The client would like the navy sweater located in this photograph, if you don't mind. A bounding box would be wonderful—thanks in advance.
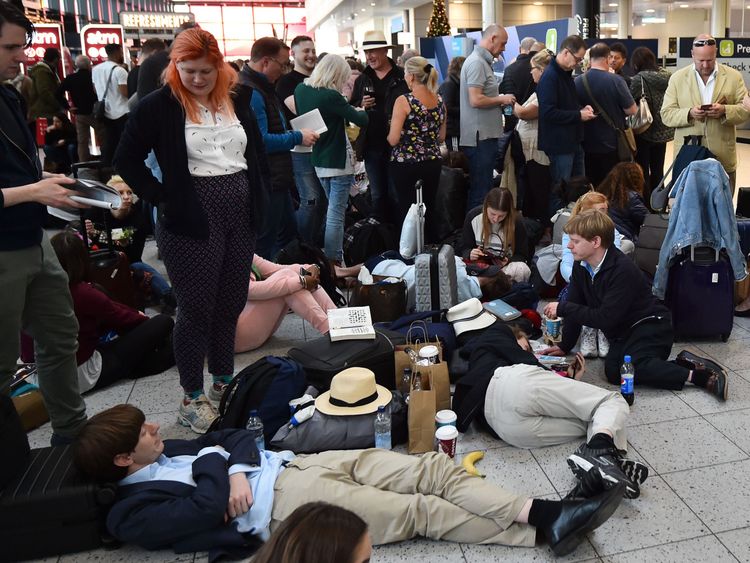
[536,57,584,155]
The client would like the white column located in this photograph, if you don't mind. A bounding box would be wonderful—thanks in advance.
[617,0,631,38]
[482,0,495,29]
[710,0,729,38]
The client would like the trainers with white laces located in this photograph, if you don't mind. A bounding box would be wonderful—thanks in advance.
[579,326,598,358]
[208,382,228,409]
[178,394,218,434]
[597,330,610,358]
[567,442,648,499]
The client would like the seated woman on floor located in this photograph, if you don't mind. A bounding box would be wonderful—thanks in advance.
[50,231,175,393]
[595,162,649,244]
[459,188,532,283]
[81,175,176,313]
[43,112,76,173]
[234,256,336,353]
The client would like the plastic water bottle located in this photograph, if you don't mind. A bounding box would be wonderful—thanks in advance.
[400,367,412,396]
[374,406,392,450]
[246,409,265,451]
[413,372,423,392]
[620,355,635,406]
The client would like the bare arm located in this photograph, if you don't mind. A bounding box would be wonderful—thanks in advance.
[1,177,85,209]
[118,84,128,98]
[284,95,296,115]
[514,101,539,120]
[438,107,447,143]
[468,86,515,109]
[387,95,409,147]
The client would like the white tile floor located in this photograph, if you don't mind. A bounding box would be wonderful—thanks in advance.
[24,141,750,562]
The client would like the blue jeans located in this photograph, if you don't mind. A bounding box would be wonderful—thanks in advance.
[292,151,326,246]
[548,145,585,215]
[464,137,499,210]
[318,174,353,262]
[364,149,398,223]
[130,262,171,297]
[255,190,298,260]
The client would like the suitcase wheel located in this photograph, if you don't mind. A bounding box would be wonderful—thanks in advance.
[722,333,729,342]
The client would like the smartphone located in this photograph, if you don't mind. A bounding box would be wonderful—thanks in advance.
[550,362,571,372]
[700,104,712,110]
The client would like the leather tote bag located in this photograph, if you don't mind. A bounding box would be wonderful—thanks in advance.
[627,75,654,135]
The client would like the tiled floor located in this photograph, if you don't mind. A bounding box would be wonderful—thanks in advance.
[23,140,750,562]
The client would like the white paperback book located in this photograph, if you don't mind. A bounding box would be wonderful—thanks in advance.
[290,108,328,153]
[327,306,376,342]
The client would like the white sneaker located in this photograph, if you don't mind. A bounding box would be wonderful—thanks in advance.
[597,330,610,358]
[208,382,228,409]
[580,326,598,358]
[178,394,218,434]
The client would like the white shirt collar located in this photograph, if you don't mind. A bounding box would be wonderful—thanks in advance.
[582,248,609,277]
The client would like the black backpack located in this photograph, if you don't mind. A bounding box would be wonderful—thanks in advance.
[210,356,307,442]
[343,218,399,266]
[275,238,346,307]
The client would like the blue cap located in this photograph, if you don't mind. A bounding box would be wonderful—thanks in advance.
[624,355,631,363]
[377,405,385,412]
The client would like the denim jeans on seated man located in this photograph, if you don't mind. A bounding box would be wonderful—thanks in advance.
[548,145,585,216]
[255,190,298,260]
[319,174,353,263]
[130,262,171,299]
[292,151,326,246]
[364,149,398,224]
[464,137,499,210]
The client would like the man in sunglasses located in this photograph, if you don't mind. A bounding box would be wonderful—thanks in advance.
[536,35,597,213]
[661,34,749,195]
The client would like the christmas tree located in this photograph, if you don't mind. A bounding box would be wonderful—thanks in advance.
[427,0,451,37]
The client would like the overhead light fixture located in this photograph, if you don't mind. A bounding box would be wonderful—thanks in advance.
[361,7,366,11]
[609,2,618,5]
[370,1,376,4]
[533,1,543,5]
[452,0,464,3]
[646,8,655,12]
[680,3,688,6]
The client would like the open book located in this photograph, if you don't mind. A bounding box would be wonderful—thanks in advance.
[328,306,376,342]
[290,108,328,153]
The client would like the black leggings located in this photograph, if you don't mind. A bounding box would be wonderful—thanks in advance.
[390,159,443,244]
[94,314,175,390]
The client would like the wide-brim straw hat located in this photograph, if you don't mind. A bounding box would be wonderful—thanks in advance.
[447,298,497,337]
[315,367,392,416]
[361,30,396,51]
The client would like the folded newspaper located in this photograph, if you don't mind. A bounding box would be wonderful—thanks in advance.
[47,179,122,222]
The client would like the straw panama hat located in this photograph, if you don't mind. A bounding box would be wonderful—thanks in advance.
[361,30,396,51]
[315,367,392,416]
[446,298,497,337]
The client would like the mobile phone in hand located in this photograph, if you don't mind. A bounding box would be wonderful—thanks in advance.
[700,104,712,110]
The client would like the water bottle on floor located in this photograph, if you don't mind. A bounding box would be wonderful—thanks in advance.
[620,355,635,406]
[246,409,265,451]
[374,406,392,450]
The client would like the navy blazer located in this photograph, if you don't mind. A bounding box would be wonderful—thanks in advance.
[114,85,271,239]
[106,429,262,561]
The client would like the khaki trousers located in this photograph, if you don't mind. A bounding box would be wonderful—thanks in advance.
[484,365,629,451]
[0,232,86,438]
[271,449,536,547]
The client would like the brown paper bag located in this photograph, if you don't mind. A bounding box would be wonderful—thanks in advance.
[418,362,451,412]
[393,321,444,388]
[407,370,437,454]
[736,277,750,305]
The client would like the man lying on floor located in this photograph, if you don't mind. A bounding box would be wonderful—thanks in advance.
[74,404,626,559]
[452,317,649,499]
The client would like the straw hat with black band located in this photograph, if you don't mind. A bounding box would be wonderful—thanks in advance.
[447,298,497,337]
[361,30,396,51]
[315,367,392,416]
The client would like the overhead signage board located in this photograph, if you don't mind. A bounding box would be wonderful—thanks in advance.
[677,37,750,82]
[119,12,194,30]
[81,24,125,66]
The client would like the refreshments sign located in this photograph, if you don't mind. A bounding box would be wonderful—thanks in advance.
[25,23,63,67]
[80,24,125,66]
[119,12,194,30]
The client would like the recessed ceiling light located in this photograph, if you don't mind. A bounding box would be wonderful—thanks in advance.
[609,2,618,5]
[452,0,464,3]
[646,8,655,12]
[680,3,688,6]
[361,7,366,11]
[533,2,543,5]
[370,1,376,4]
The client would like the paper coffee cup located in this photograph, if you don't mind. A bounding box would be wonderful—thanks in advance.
[418,345,440,364]
[544,316,561,339]
[435,409,457,428]
[435,425,458,458]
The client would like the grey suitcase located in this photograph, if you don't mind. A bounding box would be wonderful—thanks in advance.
[414,245,458,313]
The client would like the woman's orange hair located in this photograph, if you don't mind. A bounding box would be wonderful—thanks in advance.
[163,28,237,124]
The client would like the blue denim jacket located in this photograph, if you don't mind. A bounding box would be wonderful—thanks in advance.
[652,159,747,299]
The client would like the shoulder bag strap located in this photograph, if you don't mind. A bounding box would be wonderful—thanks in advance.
[581,73,618,131]
[100,65,116,103]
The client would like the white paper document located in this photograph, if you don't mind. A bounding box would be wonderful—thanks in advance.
[290,108,327,153]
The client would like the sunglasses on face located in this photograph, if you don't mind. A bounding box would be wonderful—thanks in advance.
[693,39,716,47]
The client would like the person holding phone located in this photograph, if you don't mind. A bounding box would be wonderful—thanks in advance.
[661,34,750,195]
[452,321,648,500]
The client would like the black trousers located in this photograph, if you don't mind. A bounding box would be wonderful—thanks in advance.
[95,314,175,390]
[635,137,667,206]
[101,114,128,166]
[585,150,621,188]
[603,315,690,390]
[390,159,443,244]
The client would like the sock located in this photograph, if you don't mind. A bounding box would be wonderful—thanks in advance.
[212,375,232,385]
[691,369,710,388]
[185,389,203,401]
[527,499,563,530]
[587,432,616,451]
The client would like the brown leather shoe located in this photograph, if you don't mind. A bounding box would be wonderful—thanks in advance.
[705,370,729,401]
[675,350,724,377]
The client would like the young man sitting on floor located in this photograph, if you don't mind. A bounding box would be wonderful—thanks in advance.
[541,209,728,400]
[74,403,627,559]
[451,311,648,499]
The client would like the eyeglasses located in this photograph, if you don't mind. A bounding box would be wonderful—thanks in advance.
[566,48,584,63]
[693,38,716,47]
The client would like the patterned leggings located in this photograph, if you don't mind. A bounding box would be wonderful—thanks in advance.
[156,172,255,393]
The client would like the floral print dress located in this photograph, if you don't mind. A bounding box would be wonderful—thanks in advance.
[390,93,445,163]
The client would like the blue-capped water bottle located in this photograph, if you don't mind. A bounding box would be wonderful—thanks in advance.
[374,406,392,450]
[246,409,265,451]
[620,355,635,406]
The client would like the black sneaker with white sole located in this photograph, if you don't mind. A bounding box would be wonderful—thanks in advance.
[572,442,650,487]
[567,444,646,499]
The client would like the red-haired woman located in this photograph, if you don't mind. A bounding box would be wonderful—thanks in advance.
[114,28,270,434]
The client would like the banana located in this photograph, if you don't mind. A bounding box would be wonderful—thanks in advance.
[461,450,485,478]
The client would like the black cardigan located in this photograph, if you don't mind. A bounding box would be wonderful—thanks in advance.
[114,85,270,239]
[459,205,530,263]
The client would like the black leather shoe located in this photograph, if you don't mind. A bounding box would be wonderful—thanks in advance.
[542,482,625,557]
[674,350,724,378]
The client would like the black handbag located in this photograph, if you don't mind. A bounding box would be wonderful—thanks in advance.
[92,65,116,121]
[349,279,408,323]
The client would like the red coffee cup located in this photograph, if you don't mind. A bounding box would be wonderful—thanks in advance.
[435,425,458,459]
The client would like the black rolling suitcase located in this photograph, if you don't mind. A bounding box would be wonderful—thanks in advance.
[666,246,734,342]
[0,441,118,561]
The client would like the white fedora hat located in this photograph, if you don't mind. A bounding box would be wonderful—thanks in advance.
[446,298,497,337]
[315,367,392,416]
[361,30,396,51]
